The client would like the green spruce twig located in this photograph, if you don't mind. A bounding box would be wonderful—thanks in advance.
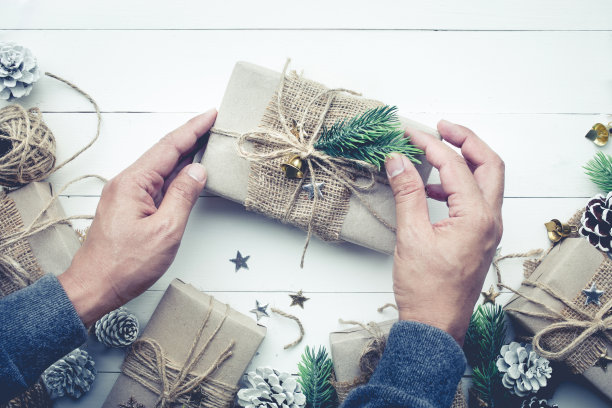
[297,346,336,408]
[584,151,612,193]
[314,105,423,169]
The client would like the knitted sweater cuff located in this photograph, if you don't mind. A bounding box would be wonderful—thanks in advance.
[0,274,88,387]
[368,320,466,406]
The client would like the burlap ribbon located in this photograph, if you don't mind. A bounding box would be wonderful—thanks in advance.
[122,297,237,408]
[211,60,396,266]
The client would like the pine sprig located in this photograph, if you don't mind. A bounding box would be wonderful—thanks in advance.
[297,346,336,408]
[314,105,423,169]
[463,304,508,407]
[584,151,612,193]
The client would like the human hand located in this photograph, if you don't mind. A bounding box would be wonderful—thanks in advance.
[58,110,216,326]
[385,120,504,344]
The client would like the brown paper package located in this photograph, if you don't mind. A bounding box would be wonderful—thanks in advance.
[505,238,612,401]
[199,62,440,255]
[102,279,267,408]
[330,320,466,407]
[7,181,81,277]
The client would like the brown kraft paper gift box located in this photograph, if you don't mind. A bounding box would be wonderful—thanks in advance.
[199,61,440,256]
[102,279,267,408]
[0,181,81,408]
[505,237,612,401]
[329,319,467,407]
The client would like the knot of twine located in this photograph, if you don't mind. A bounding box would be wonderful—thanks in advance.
[122,298,236,408]
[338,319,387,378]
[211,59,395,267]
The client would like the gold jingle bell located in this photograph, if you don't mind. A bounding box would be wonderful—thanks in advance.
[585,123,610,146]
[544,219,575,243]
[280,155,304,179]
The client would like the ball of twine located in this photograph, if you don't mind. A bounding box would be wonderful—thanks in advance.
[0,104,56,187]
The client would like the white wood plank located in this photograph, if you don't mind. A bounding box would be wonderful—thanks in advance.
[58,195,588,293]
[4,1,612,30]
[0,31,611,114]
[35,112,612,198]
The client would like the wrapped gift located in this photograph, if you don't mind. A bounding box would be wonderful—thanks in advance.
[199,62,439,257]
[102,279,267,408]
[505,237,612,401]
[329,319,466,407]
[0,181,81,296]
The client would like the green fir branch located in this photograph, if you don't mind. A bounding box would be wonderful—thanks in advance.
[297,346,336,408]
[584,151,612,193]
[314,105,423,169]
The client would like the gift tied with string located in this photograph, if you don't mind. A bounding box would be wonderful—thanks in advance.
[102,279,267,408]
[495,209,612,401]
[200,61,439,266]
[329,305,467,408]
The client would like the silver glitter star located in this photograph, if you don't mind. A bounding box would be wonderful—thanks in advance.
[583,282,605,306]
[230,251,249,272]
[249,300,269,321]
[302,182,325,200]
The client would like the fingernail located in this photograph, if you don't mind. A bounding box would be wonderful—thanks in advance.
[385,153,405,178]
[188,163,207,183]
[204,108,217,115]
[439,119,454,126]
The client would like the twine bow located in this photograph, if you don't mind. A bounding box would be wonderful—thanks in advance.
[212,60,395,267]
[122,298,236,408]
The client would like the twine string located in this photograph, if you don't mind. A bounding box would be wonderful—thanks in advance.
[271,307,304,349]
[123,297,236,408]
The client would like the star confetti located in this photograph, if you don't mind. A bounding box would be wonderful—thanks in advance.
[230,251,250,272]
[481,284,501,305]
[583,282,605,306]
[302,182,325,200]
[595,351,612,372]
[250,300,269,321]
[289,290,310,308]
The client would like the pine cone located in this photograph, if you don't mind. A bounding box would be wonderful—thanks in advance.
[237,367,307,408]
[42,348,96,399]
[0,42,40,100]
[521,396,559,408]
[579,193,612,252]
[95,307,139,347]
[496,342,552,397]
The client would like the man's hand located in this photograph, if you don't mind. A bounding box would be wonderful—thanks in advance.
[385,120,504,344]
[58,110,216,326]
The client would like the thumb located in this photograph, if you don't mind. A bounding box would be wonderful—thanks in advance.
[385,153,431,237]
[156,163,207,234]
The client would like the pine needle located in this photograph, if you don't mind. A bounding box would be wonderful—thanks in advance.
[314,105,423,169]
[297,346,336,408]
[584,151,612,193]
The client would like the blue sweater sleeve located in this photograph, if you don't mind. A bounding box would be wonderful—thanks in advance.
[0,274,88,402]
[342,321,466,408]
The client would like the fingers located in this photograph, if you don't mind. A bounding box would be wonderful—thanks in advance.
[385,153,431,237]
[131,109,217,178]
[408,129,482,216]
[155,163,207,237]
[425,184,448,202]
[437,120,504,211]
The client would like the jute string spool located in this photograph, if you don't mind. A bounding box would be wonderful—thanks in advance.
[122,297,237,408]
[211,59,396,267]
[0,72,101,187]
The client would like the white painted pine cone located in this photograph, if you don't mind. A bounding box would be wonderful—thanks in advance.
[496,342,552,397]
[237,367,307,408]
[42,348,96,399]
[0,42,40,100]
[95,307,139,347]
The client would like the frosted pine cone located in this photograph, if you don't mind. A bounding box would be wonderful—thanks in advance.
[42,348,96,399]
[237,367,306,408]
[521,396,559,408]
[0,42,40,100]
[95,307,139,347]
[496,342,552,397]
[579,192,612,252]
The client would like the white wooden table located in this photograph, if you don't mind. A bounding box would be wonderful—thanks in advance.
[3,1,612,406]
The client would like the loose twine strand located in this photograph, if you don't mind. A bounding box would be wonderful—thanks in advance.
[0,73,106,289]
[123,297,236,408]
[492,247,612,364]
[211,59,396,267]
[271,307,304,349]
